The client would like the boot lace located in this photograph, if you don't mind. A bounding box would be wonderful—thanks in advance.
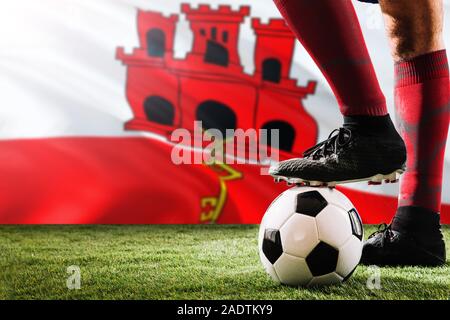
[368,223,396,245]
[303,128,352,160]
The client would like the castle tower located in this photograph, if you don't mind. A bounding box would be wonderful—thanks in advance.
[252,18,296,84]
[116,10,181,135]
[137,10,179,60]
[181,4,250,68]
[251,18,317,156]
[117,10,179,63]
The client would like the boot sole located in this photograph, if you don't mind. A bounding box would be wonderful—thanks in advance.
[272,168,405,188]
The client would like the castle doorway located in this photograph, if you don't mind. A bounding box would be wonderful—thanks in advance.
[262,58,282,83]
[204,41,229,67]
[262,120,295,152]
[144,96,175,125]
[147,29,166,57]
[196,100,236,137]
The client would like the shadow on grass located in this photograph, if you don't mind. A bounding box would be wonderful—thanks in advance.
[291,269,449,300]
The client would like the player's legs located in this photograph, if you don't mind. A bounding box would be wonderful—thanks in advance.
[362,0,449,266]
[270,0,406,186]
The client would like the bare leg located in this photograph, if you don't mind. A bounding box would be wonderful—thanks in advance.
[379,0,445,61]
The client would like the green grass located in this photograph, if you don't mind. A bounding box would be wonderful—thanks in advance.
[0,225,448,300]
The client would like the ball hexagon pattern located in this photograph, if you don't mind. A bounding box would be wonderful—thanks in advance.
[280,214,319,258]
[262,229,283,264]
[306,241,339,276]
[295,191,328,217]
[316,205,353,248]
[259,187,363,287]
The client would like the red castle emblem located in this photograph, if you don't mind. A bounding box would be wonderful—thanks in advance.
[117,3,318,158]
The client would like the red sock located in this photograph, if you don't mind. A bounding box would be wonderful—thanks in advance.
[273,0,387,116]
[395,50,450,213]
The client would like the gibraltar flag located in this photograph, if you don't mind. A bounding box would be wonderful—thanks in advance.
[1,0,449,224]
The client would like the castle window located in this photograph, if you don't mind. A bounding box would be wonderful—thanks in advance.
[204,41,229,67]
[200,29,206,36]
[211,27,217,40]
[146,29,166,57]
[222,31,229,43]
[144,96,175,126]
[262,58,282,83]
[262,121,295,152]
[196,100,237,138]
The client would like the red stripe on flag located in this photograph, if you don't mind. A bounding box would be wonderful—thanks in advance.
[0,137,448,224]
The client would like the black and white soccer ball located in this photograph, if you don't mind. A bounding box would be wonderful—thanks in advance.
[258,187,363,287]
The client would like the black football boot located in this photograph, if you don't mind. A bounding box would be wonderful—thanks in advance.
[269,115,406,187]
[361,206,446,267]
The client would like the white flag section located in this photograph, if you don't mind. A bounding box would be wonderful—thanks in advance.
[0,0,449,223]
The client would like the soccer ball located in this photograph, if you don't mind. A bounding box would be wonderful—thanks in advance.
[258,187,363,287]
